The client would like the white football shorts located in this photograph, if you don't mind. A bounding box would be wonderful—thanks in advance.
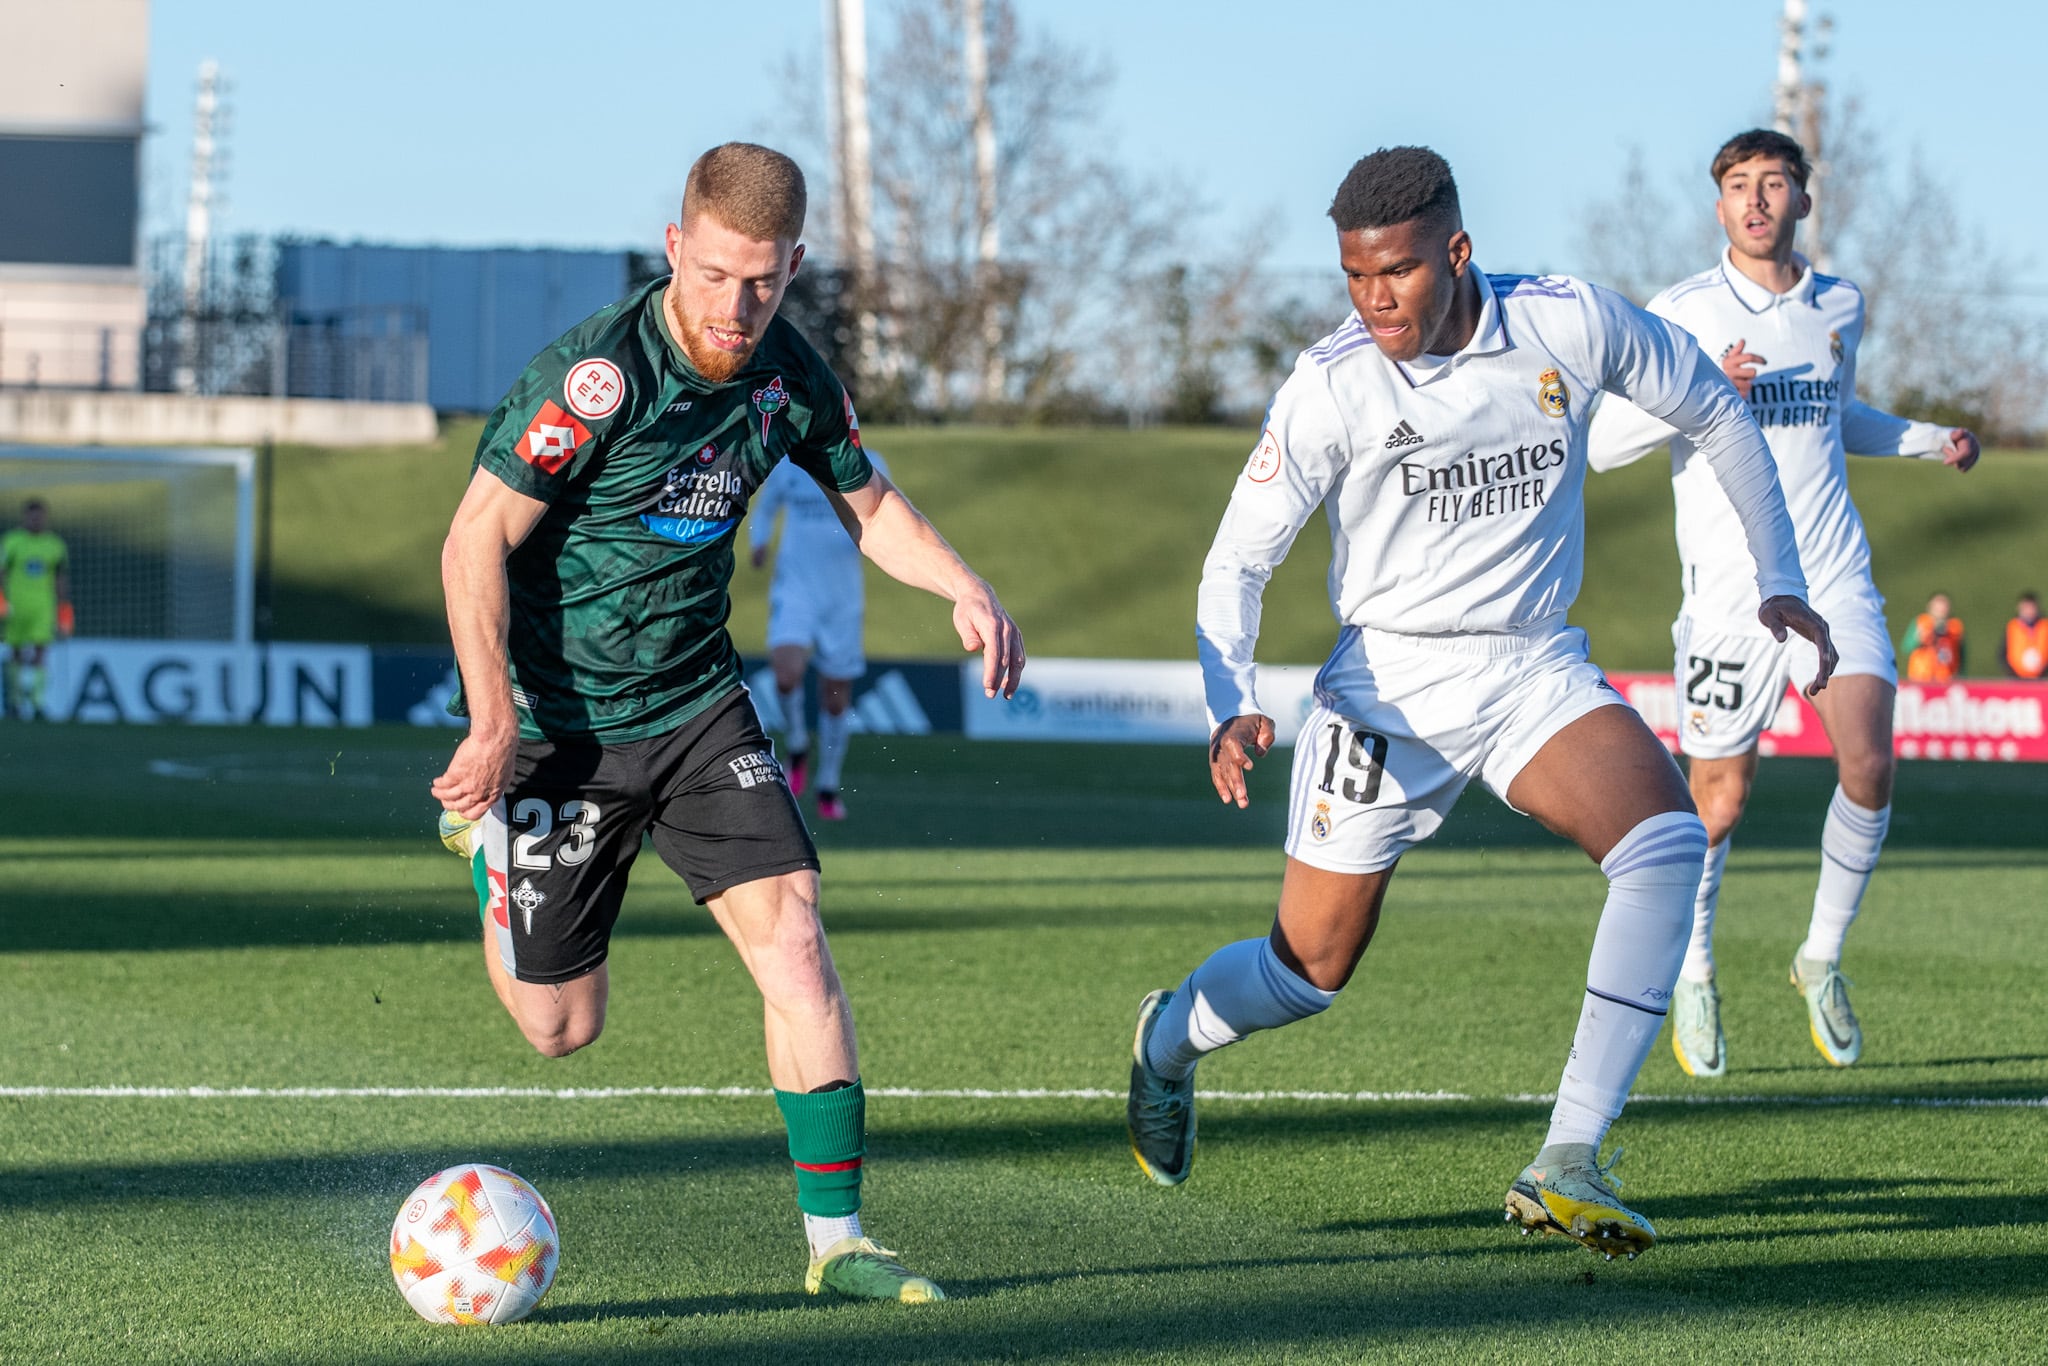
[1284,617,1632,875]
[1672,580,1895,760]
[766,582,866,681]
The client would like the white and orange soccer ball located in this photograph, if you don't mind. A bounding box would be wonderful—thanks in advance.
[389,1163,560,1325]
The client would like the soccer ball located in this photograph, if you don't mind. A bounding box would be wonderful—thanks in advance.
[389,1163,560,1325]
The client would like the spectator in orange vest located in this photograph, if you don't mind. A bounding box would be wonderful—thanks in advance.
[1900,592,1965,682]
[2005,592,2047,679]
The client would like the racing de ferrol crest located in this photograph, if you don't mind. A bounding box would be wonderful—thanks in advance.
[1537,367,1569,418]
[752,375,791,445]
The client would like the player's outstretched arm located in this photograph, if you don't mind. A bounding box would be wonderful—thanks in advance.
[432,468,549,819]
[1841,400,1981,471]
[828,471,1024,699]
[1209,714,1277,809]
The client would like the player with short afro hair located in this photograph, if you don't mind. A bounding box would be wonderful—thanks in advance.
[1328,146,1462,234]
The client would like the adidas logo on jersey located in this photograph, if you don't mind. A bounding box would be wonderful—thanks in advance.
[1384,420,1425,450]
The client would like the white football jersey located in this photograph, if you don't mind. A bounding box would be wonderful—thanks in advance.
[1198,268,1807,726]
[1586,251,1950,628]
[747,451,889,602]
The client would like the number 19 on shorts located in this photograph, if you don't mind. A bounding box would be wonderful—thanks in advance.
[1317,723,1389,805]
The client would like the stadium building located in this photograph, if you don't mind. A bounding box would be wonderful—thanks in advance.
[0,0,149,391]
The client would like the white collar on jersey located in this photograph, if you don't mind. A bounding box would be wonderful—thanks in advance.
[1395,266,1509,387]
[1718,246,1818,312]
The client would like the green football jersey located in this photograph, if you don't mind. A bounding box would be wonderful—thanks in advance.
[463,277,872,743]
[1,529,67,614]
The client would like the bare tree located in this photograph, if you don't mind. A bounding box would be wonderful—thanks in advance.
[1578,147,1721,304]
[863,0,1199,417]
[1840,154,2048,442]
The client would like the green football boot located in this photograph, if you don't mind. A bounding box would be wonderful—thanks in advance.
[437,809,479,859]
[1792,953,1862,1066]
[1505,1143,1656,1260]
[1670,975,1727,1078]
[1127,988,1196,1186]
[804,1237,945,1304]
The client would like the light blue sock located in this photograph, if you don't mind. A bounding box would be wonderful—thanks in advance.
[1146,937,1337,1080]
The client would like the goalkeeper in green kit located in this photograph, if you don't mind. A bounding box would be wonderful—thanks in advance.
[433,143,1024,1303]
[2,499,73,720]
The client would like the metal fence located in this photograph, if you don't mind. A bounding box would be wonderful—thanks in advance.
[0,320,144,391]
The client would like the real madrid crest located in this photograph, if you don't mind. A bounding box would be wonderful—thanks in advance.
[1829,330,1844,366]
[1538,367,1569,419]
[1311,800,1332,841]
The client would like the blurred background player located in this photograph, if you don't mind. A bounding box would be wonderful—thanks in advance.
[2003,593,2046,680]
[748,448,892,821]
[433,143,1023,1306]
[1128,146,1831,1262]
[2,499,74,720]
[1588,129,1980,1077]
[1900,591,1965,683]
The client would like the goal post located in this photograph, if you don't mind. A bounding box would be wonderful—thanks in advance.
[0,445,256,645]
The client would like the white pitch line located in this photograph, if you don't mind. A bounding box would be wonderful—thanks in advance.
[0,1085,2043,1109]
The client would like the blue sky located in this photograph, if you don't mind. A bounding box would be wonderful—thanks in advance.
[144,0,2041,285]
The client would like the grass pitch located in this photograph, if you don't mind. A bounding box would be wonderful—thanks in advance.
[4,724,2047,1362]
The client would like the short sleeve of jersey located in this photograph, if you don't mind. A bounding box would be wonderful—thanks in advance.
[785,365,874,495]
[1586,282,1700,421]
[474,347,614,502]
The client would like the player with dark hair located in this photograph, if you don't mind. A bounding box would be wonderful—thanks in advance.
[1125,146,1833,1260]
[1589,128,1980,1076]
[433,141,1024,1304]
[2,498,73,720]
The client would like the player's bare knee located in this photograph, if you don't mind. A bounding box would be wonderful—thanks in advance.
[740,876,839,999]
[1696,788,1747,845]
[1838,751,1894,809]
[1268,928,1361,994]
[518,1011,604,1058]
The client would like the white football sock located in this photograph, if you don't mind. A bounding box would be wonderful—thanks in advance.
[1144,937,1337,1081]
[817,708,851,791]
[1546,811,1706,1150]
[1800,786,1890,965]
[1680,838,1731,983]
[803,1211,863,1258]
[779,686,810,753]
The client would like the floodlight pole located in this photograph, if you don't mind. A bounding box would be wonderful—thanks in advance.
[966,0,1003,404]
[177,60,221,395]
[1773,0,1831,272]
[831,0,880,385]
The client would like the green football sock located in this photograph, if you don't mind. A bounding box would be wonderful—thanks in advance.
[469,847,491,927]
[775,1080,866,1218]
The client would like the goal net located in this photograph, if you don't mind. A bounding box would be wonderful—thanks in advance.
[0,446,255,642]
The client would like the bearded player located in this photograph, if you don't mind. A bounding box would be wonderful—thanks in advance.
[433,143,1023,1304]
[1124,146,1833,1261]
[1587,129,1979,1077]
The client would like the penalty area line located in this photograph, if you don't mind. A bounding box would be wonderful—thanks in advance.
[0,1085,2043,1109]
